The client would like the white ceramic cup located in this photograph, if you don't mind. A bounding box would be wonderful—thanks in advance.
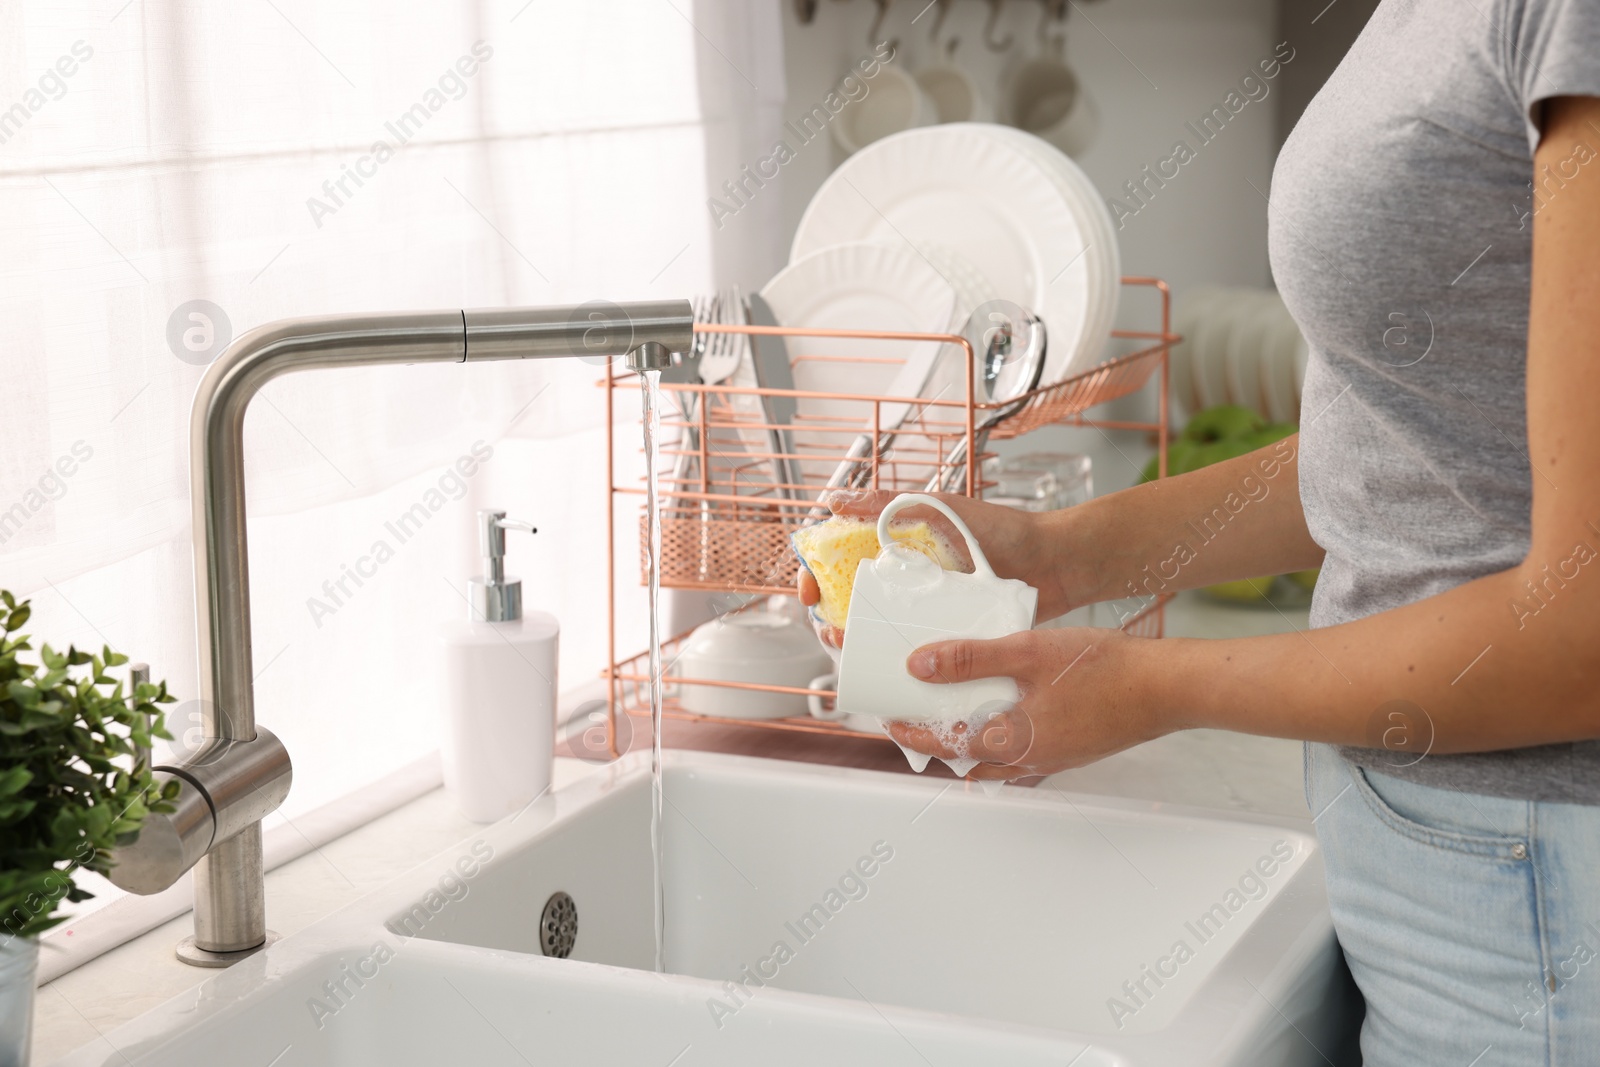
[834,494,1038,723]
[674,610,833,719]
[1000,56,1099,158]
[914,63,992,124]
[833,64,935,155]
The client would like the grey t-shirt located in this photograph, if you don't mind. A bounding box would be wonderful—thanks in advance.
[1270,0,1600,803]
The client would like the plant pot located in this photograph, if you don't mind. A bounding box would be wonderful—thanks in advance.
[0,934,39,1067]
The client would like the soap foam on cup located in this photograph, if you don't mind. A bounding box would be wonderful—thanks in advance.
[895,698,1022,779]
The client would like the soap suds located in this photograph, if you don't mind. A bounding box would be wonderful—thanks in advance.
[894,741,933,773]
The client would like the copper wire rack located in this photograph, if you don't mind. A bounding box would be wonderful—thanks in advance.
[600,277,1179,754]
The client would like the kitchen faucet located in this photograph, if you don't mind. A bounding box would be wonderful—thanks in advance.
[108,302,689,965]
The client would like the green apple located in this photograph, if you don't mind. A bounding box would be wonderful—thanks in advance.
[1146,410,1297,482]
[1203,577,1275,603]
[1240,422,1297,450]
[1192,439,1254,468]
[1182,404,1265,444]
[1140,438,1201,482]
[1286,567,1320,591]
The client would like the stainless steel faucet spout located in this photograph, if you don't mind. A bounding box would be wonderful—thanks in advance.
[465,301,692,362]
[626,341,675,373]
[113,300,692,965]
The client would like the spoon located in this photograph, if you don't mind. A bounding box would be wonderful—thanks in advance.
[924,300,1047,492]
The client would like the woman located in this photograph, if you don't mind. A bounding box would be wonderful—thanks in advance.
[800,3,1600,1060]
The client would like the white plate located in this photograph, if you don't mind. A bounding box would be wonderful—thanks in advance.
[1225,293,1276,415]
[901,242,998,437]
[1192,291,1250,411]
[987,126,1121,380]
[1170,295,1204,416]
[792,124,1092,389]
[1172,287,1229,415]
[758,242,967,488]
[1259,298,1301,424]
[1292,328,1310,412]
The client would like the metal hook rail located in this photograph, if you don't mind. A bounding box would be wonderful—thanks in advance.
[793,0,1084,42]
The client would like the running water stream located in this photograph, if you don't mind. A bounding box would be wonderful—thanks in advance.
[638,368,667,973]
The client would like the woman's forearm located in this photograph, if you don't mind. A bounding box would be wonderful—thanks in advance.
[1149,526,1600,753]
[1043,434,1325,609]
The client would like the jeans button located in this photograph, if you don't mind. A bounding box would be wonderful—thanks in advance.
[1512,843,1528,860]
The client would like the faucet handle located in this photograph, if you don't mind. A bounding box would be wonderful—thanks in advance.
[108,727,292,898]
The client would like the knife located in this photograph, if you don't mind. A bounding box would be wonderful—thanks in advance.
[745,292,803,503]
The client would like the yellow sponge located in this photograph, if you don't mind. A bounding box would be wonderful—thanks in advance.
[792,516,962,630]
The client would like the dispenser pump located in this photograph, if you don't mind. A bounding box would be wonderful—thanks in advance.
[468,509,537,623]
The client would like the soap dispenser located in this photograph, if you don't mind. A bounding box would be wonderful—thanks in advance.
[440,509,560,823]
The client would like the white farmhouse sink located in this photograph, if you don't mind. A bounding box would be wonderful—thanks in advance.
[52,752,1357,1067]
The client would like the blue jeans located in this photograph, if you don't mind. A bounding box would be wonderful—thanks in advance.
[1306,742,1600,1065]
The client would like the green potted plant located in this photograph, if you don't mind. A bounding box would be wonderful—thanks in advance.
[0,590,176,1066]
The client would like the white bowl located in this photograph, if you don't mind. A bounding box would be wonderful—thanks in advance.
[673,611,833,719]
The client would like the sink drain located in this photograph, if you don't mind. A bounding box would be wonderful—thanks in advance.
[539,891,578,959]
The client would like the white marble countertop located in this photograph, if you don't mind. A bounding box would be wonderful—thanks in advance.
[30,589,1313,1065]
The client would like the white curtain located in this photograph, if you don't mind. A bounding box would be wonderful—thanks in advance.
[0,0,784,895]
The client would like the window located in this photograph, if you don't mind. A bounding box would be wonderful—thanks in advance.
[1,0,785,927]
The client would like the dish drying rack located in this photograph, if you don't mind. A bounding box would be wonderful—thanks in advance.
[599,276,1179,755]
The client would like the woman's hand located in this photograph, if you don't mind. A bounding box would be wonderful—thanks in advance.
[796,488,1083,648]
[885,627,1172,780]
